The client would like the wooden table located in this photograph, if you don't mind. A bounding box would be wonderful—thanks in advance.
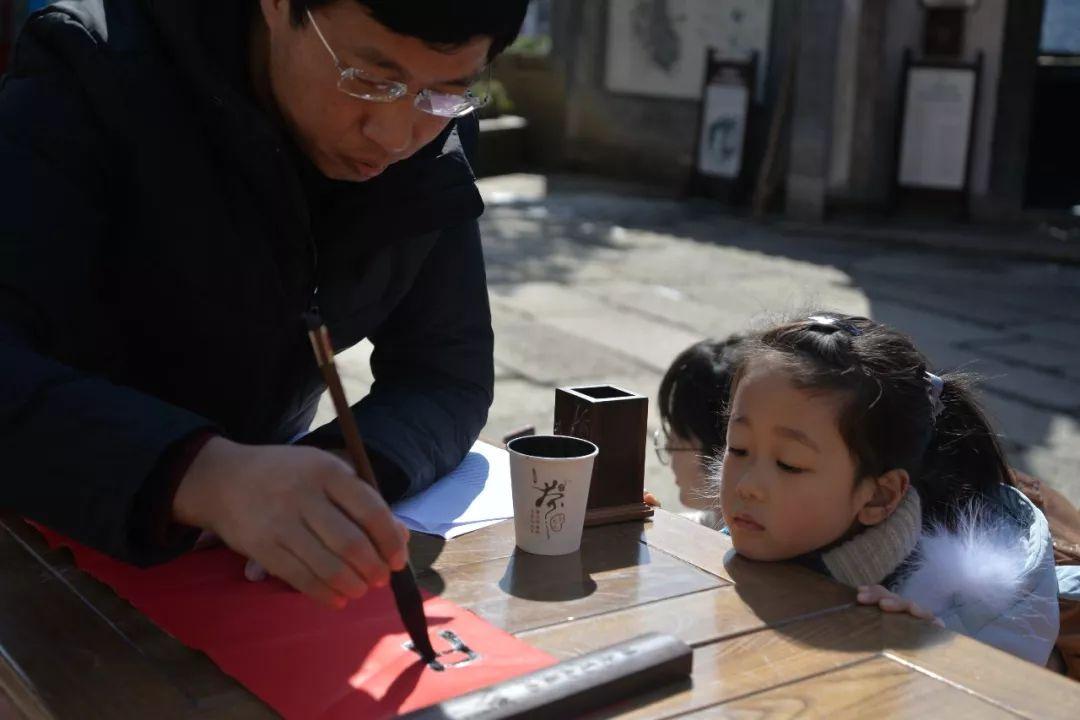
[2,510,1078,719]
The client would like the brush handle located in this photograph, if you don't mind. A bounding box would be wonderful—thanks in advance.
[309,327,380,492]
[305,319,435,661]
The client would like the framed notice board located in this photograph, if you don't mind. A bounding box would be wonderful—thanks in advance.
[895,51,982,194]
[689,49,757,200]
[603,0,772,101]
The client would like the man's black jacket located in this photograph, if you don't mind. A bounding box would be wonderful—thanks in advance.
[0,0,494,564]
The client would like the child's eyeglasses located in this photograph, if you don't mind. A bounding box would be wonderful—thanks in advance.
[307,9,491,119]
[652,429,698,466]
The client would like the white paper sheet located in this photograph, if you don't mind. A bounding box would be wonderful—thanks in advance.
[391,441,513,539]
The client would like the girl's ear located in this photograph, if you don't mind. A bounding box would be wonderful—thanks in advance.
[856,469,910,526]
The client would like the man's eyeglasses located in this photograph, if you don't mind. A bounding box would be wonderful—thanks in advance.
[652,429,698,466]
[307,10,491,118]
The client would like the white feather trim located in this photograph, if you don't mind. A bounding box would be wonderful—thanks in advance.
[897,504,1030,618]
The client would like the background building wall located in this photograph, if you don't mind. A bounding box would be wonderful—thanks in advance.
[822,0,1018,217]
[511,0,1047,220]
[549,0,796,190]
[785,0,843,220]
[965,0,1008,199]
[828,0,862,193]
[560,1,700,186]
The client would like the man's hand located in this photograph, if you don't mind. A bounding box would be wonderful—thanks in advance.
[173,437,410,609]
[856,585,945,628]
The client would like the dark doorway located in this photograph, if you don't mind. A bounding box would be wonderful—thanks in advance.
[1025,0,1080,213]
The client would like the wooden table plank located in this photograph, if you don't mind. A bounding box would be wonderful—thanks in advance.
[880,613,1080,720]
[0,523,196,719]
[518,587,749,658]
[409,510,732,581]
[519,578,852,660]
[635,510,736,582]
[408,520,516,576]
[419,522,725,634]
[677,656,1019,720]
[0,650,53,720]
[691,549,856,626]
[585,606,886,720]
[515,511,854,658]
[1,518,275,719]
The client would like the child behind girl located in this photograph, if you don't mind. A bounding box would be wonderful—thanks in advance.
[717,312,1060,665]
[656,335,744,528]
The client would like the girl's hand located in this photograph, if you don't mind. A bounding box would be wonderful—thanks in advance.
[643,490,661,507]
[856,585,945,628]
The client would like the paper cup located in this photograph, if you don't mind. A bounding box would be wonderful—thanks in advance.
[507,435,599,555]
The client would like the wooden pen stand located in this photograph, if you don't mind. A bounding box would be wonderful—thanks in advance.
[553,385,653,527]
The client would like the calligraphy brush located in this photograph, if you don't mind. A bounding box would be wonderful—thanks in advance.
[303,310,437,664]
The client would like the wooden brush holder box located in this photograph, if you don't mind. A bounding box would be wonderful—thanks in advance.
[553,385,653,526]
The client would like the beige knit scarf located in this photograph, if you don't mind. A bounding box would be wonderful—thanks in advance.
[820,489,923,588]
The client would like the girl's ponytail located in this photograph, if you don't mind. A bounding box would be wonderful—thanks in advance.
[918,374,1012,526]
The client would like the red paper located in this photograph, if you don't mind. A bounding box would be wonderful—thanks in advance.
[34,528,554,719]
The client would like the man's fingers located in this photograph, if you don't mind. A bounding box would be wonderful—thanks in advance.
[244,558,267,582]
[261,545,348,609]
[302,500,390,588]
[194,530,223,551]
[280,525,370,600]
[324,476,408,571]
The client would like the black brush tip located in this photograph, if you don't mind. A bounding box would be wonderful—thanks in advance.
[390,566,437,663]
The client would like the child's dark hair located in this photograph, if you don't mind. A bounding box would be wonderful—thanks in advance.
[738,313,1011,527]
[658,335,745,457]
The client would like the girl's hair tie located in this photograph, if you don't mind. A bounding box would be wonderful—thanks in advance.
[925,371,946,421]
[805,315,862,336]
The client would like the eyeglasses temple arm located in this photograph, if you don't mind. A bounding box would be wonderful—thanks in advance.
[306,9,345,71]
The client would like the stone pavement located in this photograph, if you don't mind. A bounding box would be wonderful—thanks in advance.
[319,173,1080,515]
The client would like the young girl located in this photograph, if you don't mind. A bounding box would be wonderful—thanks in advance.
[719,312,1060,665]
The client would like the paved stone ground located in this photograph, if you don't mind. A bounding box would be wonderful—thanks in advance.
[320,173,1080,515]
